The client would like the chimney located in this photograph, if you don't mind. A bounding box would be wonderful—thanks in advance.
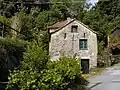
[67,17,72,22]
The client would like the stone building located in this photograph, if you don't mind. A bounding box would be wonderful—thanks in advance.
[48,18,98,73]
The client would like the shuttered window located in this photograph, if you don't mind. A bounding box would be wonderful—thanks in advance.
[79,39,88,50]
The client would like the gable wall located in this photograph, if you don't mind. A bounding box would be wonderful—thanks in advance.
[49,20,97,68]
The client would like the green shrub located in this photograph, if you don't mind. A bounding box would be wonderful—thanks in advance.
[6,42,88,90]
[0,16,12,36]
[6,41,48,90]
[0,38,28,69]
[39,57,86,90]
[0,38,28,66]
[0,38,28,82]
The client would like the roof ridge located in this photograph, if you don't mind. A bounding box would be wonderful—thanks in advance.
[48,18,97,34]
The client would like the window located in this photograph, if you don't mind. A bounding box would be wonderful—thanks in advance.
[71,25,78,33]
[64,33,66,39]
[79,39,88,50]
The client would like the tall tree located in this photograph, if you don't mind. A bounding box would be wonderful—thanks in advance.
[0,0,49,18]
[50,0,86,19]
[82,0,120,49]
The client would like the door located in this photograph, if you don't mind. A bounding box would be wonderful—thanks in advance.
[81,59,89,74]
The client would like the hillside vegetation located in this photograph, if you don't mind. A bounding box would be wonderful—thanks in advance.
[0,0,120,89]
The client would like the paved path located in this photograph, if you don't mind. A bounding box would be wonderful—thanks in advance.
[88,64,120,90]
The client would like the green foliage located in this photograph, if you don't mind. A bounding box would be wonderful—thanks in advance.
[98,41,105,55]
[22,41,49,71]
[0,16,11,24]
[97,0,120,16]
[6,41,49,90]
[0,16,12,36]
[50,0,70,19]
[7,42,88,90]
[81,0,120,66]
[0,38,28,82]
[0,0,49,18]
[82,0,120,53]
[41,57,81,90]
[0,1,90,89]
[7,69,39,90]
[50,0,85,19]
[0,38,28,68]
[0,0,19,17]
[36,11,50,30]
[0,37,29,46]
[11,11,36,41]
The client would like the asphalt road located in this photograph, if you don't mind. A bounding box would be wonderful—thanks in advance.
[88,64,120,90]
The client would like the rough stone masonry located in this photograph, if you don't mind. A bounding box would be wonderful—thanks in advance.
[48,18,98,69]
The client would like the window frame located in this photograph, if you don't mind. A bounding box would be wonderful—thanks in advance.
[71,25,78,33]
[79,39,88,50]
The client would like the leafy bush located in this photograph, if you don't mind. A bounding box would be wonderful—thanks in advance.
[40,57,87,90]
[11,11,36,41]
[22,41,49,71]
[0,16,12,36]
[0,37,28,90]
[6,41,48,90]
[0,38,28,67]
[0,38,28,82]
[6,42,88,90]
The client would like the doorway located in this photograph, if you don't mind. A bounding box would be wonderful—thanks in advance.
[81,59,89,74]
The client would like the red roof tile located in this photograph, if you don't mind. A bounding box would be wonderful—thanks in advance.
[47,18,75,30]
[47,20,68,30]
[47,18,98,34]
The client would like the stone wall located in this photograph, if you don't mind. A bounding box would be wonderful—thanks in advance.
[49,20,98,68]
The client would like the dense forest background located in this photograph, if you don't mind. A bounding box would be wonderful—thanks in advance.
[0,0,120,89]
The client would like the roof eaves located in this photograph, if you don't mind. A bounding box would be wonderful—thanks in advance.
[50,19,98,35]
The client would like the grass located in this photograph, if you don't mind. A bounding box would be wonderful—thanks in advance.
[81,67,106,79]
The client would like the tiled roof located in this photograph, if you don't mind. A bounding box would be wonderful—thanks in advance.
[47,18,74,30]
[47,18,97,34]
